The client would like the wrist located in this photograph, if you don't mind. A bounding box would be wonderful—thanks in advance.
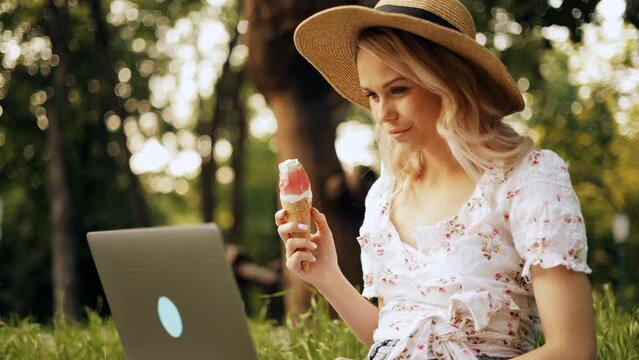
[315,266,348,297]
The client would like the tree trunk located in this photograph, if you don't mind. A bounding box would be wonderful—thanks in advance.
[46,0,79,319]
[89,0,150,227]
[200,7,244,224]
[200,93,218,223]
[245,0,365,317]
[229,69,247,245]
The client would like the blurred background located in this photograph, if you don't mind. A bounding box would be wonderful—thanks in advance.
[0,0,637,323]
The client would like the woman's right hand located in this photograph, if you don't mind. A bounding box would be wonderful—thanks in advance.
[275,207,341,289]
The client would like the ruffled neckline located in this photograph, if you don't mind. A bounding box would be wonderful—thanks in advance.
[380,167,509,255]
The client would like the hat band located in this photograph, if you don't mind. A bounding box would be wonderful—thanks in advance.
[376,5,461,33]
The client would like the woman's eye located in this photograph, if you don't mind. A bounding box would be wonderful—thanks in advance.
[391,87,408,94]
[364,92,379,100]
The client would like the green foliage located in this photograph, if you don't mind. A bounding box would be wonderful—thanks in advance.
[239,138,279,262]
[0,288,637,359]
[0,311,124,359]
[528,30,639,304]
[594,285,639,360]
[249,293,369,360]
[0,0,226,320]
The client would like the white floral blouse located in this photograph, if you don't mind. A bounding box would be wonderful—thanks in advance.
[358,149,592,360]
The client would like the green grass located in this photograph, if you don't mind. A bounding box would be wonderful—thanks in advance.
[0,311,124,360]
[249,295,369,360]
[594,284,639,360]
[0,286,636,359]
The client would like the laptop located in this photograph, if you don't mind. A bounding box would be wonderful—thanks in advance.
[87,224,259,360]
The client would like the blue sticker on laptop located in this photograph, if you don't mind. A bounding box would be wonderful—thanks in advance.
[157,296,183,338]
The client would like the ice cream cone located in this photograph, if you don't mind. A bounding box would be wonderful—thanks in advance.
[278,159,313,273]
[282,198,313,234]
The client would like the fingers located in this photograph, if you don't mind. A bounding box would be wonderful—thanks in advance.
[285,238,317,257]
[277,222,309,241]
[276,208,324,273]
[286,250,316,273]
[277,208,328,237]
[274,209,287,226]
[311,208,331,235]
[284,237,316,273]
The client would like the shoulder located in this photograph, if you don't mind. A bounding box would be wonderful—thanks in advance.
[365,171,394,205]
[508,148,573,189]
[361,171,394,231]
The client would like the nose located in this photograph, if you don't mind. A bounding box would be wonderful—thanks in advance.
[375,98,397,124]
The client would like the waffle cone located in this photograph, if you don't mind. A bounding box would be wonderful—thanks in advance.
[281,197,312,272]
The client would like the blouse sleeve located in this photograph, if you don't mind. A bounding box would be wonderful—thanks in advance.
[508,150,592,283]
[359,242,377,299]
[358,172,391,299]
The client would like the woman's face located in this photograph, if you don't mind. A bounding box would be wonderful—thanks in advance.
[356,49,442,154]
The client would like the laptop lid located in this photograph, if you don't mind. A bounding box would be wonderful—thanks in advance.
[87,224,258,360]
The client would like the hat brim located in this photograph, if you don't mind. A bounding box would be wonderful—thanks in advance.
[294,6,524,117]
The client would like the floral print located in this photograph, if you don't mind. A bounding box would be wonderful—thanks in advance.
[466,197,484,212]
[563,244,585,263]
[506,189,520,200]
[380,268,399,285]
[402,249,422,271]
[375,243,385,256]
[479,228,501,260]
[528,150,541,165]
[364,273,374,288]
[444,216,465,237]
[494,270,530,292]
[358,149,592,359]
[525,236,549,261]
[357,233,370,247]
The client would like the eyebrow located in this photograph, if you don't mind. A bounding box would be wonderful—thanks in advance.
[359,76,407,91]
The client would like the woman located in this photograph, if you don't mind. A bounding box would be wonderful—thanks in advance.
[275,0,597,359]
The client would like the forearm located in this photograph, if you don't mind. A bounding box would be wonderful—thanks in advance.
[511,345,558,359]
[316,270,379,348]
[512,344,595,360]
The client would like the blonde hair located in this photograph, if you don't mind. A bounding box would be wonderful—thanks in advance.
[356,27,534,195]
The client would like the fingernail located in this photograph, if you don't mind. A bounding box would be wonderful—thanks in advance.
[312,256,317,262]
[298,224,309,231]
[310,242,318,250]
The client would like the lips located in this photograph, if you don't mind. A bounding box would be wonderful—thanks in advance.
[388,127,413,136]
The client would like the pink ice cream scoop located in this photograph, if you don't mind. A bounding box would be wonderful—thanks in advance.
[279,161,311,196]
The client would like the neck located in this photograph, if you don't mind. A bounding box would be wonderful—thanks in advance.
[414,140,468,188]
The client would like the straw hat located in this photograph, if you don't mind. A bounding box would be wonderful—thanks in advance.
[294,0,524,117]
